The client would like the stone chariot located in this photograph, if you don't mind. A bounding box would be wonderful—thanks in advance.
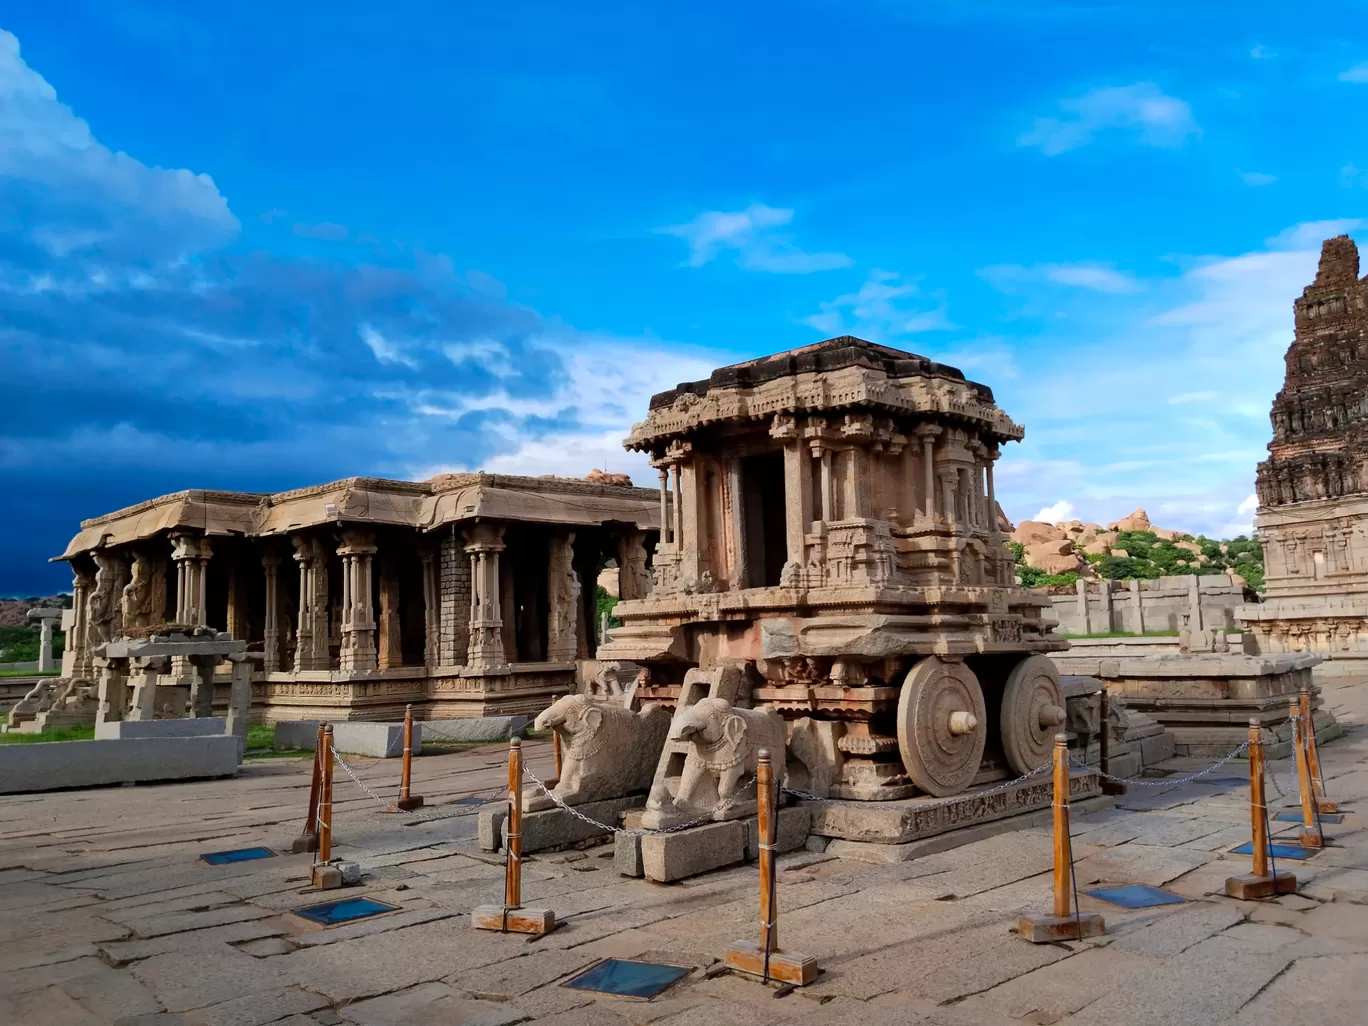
[598,337,1068,805]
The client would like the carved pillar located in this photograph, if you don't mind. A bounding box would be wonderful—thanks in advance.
[188,656,216,718]
[844,448,871,520]
[465,523,507,669]
[916,424,942,519]
[94,656,128,726]
[338,530,378,673]
[938,470,958,525]
[376,559,401,670]
[546,531,578,662]
[782,441,814,569]
[171,533,211,626]
[36,617,54,673]
[1130,579,1145,634]
[985,444,999,535]
[617,530,651,600]
[64,565,95,680]
[658,467,671,545]
[262,554,280,673]
[88,551,121,651]
[120,549,165,632]
[127,658,162,722]
[420,543,440,668]
[224,655,252,748]
[226,564,244,640]
[819,447,835,521]
[672,464,684,552]
[727,459,748,589]
[903,439,921,525]
[292,535,319,672]
[500,557,517,662]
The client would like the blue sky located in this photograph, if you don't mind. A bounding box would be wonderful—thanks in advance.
[3,2,1368,594]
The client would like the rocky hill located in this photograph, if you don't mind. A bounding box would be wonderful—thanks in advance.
[1007,509,1265,590]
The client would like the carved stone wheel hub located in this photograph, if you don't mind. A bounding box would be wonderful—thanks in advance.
[999,655,1066,776]
[896,656,987,797]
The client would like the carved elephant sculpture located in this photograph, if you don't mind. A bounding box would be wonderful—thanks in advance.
[669,697,786,812]
[530,694,670,811]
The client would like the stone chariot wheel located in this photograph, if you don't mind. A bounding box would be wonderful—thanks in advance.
[999,655,1066,776]
[896,656,987,797]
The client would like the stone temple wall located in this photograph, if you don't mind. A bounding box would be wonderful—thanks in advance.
[1045,574,1250,636]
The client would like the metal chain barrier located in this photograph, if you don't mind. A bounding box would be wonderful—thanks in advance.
[522,763,760,836]
[1071,740,1252,787]
[330,747,505,823]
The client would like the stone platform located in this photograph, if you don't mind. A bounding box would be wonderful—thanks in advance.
[274,715,529,757]
[615,805,812,882]
[804,767,1103,859]
[1066,651,1340,758]
[477,795,646,854]
[0,735,240,793]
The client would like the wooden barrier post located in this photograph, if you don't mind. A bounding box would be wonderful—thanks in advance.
[1299,685,1337,814]
[1292,702,1325,849]
[472,739,555,935]
[310,725,345,889]
[1018,735,1105,943]
[1226,718,1297,898]
[723,749,819,986]
[394,704,424,811]
[291,723,325,853]
[1098,689,1127,796]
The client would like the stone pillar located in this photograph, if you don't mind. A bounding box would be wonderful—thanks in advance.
[119,550,165,633]
[420,544,440,668]
[657,467,671,545]
[127,659,162,722]
[938,470,958,525]
[985,446,999,534]
[224,655,252,750]
[1076,578,1092,635]
[1188,574,1204,633]
[437,527,469,667]
[1130,579,1145,634]
[188,656,216,718]
[844,448,871,520]
[819,447,835,521]
[672,465,684,552]
[547,531,578,662]
[262,554,280,673]
[617,531,652,600]
[782,441,814,569]
[465,523,507,669]
[500,557,517,663]
[88,551,121,649]
[64,566,94,680]
[378,560,402,669]
[291,535,330,672]
[94,656,128,726]
[338,530,379,673]
[1100,579,1114,633]
[38,616,54,672]
[727,459,748,589]
[916,425,942,519]
[171,534,211,626]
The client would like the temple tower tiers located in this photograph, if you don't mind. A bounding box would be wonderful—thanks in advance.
[1243,234,1368,673]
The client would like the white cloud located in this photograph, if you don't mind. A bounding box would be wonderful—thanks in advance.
[1033,500,1075,523]
[1167,391,1218,405]
[0,29,236,260]
[981,261,1141,295]
[1266,219,1366,249]
[1237,493,1258,516]
[1338,62,1368,83]
[411,334,720,483]
[1238,170,1277,187]
[1019,83,1199,156]
[804,269,954,341]
[1250,44,1276,60]
[658,204,851,274]
[1341,164,1368,189]
[358,325,418,368]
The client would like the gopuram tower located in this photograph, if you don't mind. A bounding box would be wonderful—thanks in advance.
[1243,234,1368,673]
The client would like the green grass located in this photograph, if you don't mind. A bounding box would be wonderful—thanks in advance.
[0,723,95,743]
[243,723,311,759]
[0,669,60,678]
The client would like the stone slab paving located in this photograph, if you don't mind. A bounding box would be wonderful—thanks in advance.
[2,683,1366,1026]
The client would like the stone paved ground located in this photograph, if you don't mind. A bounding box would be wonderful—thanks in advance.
[2,680,1366,1026]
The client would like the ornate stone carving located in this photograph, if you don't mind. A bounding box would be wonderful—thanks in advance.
[528,694,671,810]
[664,697,786,820]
